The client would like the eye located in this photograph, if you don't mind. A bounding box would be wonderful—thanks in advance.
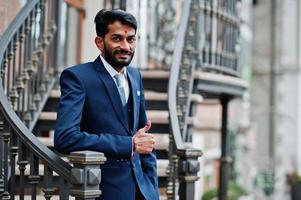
[112,36,121,42]
[127,37,136,43]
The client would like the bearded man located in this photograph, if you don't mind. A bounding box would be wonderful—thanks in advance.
[54,9,159,200]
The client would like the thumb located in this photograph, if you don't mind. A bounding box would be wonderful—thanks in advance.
[139,120,151,133]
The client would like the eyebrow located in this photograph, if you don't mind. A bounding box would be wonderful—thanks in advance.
[111,33,136,38]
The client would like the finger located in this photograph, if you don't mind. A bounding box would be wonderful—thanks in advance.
[138,120,152,133]
[135,133,154,139]
[136,146,153,154]
[135,137,155,145]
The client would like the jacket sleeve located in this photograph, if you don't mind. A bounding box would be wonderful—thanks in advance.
[54,69,132,157]
[137,71,159,192]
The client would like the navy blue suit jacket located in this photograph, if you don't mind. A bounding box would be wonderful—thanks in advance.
[54,57,159,200]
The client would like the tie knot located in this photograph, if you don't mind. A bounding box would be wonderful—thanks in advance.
[114,74,125,87]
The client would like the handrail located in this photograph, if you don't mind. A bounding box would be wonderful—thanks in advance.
[0,0,36,64]
[167,0,191,150]
[0,83,71,179]
[0,0,71,180]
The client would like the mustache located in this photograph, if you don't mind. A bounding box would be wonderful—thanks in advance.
[114,50,133,55]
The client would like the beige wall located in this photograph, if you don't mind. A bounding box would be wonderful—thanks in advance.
[81,0,104,63]
[0,0,23,35]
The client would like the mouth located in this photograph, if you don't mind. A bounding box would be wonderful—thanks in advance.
[115,51,132,59]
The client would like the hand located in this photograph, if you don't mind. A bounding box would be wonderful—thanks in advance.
[133,120,155,154]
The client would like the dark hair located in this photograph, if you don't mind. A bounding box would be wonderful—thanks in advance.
[94,9,137,37]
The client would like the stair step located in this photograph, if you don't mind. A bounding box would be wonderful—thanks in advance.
[49,89,60,98]
[141,70,169,92]
[38,110,171,123]
[46,89,202,112]
[156,159,169,177]
[141,70,169,79]
[144,90,167,101]
[38,133,170,151]
[49,89,202,104]
[36,111,196,134]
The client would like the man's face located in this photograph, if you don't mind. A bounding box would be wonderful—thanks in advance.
[98,21,136,70]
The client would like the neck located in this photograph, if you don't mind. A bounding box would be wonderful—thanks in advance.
[100,53,125,73]
[114,66,125,73]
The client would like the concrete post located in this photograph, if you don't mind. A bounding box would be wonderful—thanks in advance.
[68,151,106,200]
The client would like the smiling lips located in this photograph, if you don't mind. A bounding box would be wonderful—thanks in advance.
[115,51,132,59]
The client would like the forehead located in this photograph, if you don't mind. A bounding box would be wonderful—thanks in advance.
[107,21,136,36]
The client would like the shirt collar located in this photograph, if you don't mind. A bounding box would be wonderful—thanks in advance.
[99,55,127,78]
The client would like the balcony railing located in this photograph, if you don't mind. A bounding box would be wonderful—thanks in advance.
[198,0,241,76]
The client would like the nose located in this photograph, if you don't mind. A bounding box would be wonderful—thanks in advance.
[120,39,131,51]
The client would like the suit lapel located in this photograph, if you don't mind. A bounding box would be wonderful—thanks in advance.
[127,68,139,134]
[93,57,129,132]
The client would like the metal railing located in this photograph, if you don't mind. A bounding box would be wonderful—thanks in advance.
[198,0,241,76]
[167,0,203,199]
[0,0,105,199]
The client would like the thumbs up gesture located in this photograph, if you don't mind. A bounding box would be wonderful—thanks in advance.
[133,120,155,154]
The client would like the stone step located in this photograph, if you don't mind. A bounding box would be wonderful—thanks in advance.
[45,89,203,111]
[36,110,197,134]
[37,111,197,127]
[49,89,169,101]
[50,89,202,103]
[141,70,169,92]
[45,89,171,111]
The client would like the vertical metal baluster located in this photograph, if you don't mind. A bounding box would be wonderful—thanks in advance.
[230,24,234,71]
[8,36,19,200]
[53,0,61,78]
[221,9,226,66]
[2,53,8,94]
[7,43,13,101]
[47,0,57,86]
[13,34,19,84]
[205,1,209,65]
[27,6,39,125]
[2,119,11,199]
[59,178,69,200]
[18,141,28,200]
[9,130,18,200]
[18,27,25,120]
[19,25,27,121]
[38,0,47,98]
[23,17,34,126]
[28,154,40,200]
[33,1,44,113]
[43,165,54,200]
[0,117,4,196]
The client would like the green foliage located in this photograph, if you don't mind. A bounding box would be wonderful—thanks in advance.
[202,188,218,200]
[202,182,247,200]
[255,172,274,196]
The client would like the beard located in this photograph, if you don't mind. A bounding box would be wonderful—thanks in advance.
[103,44,135,70]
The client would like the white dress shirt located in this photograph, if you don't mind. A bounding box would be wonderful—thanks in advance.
[100,55,130,103]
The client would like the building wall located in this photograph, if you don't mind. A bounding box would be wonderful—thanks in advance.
[82,0,104,63]
[252,0,301,199]
[0,0,23,35]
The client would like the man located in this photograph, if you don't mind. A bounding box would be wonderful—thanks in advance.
[54,9,159,200]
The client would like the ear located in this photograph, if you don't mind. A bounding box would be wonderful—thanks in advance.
[95,36,104,51]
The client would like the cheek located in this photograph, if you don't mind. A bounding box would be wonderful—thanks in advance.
[130,44,136,50]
